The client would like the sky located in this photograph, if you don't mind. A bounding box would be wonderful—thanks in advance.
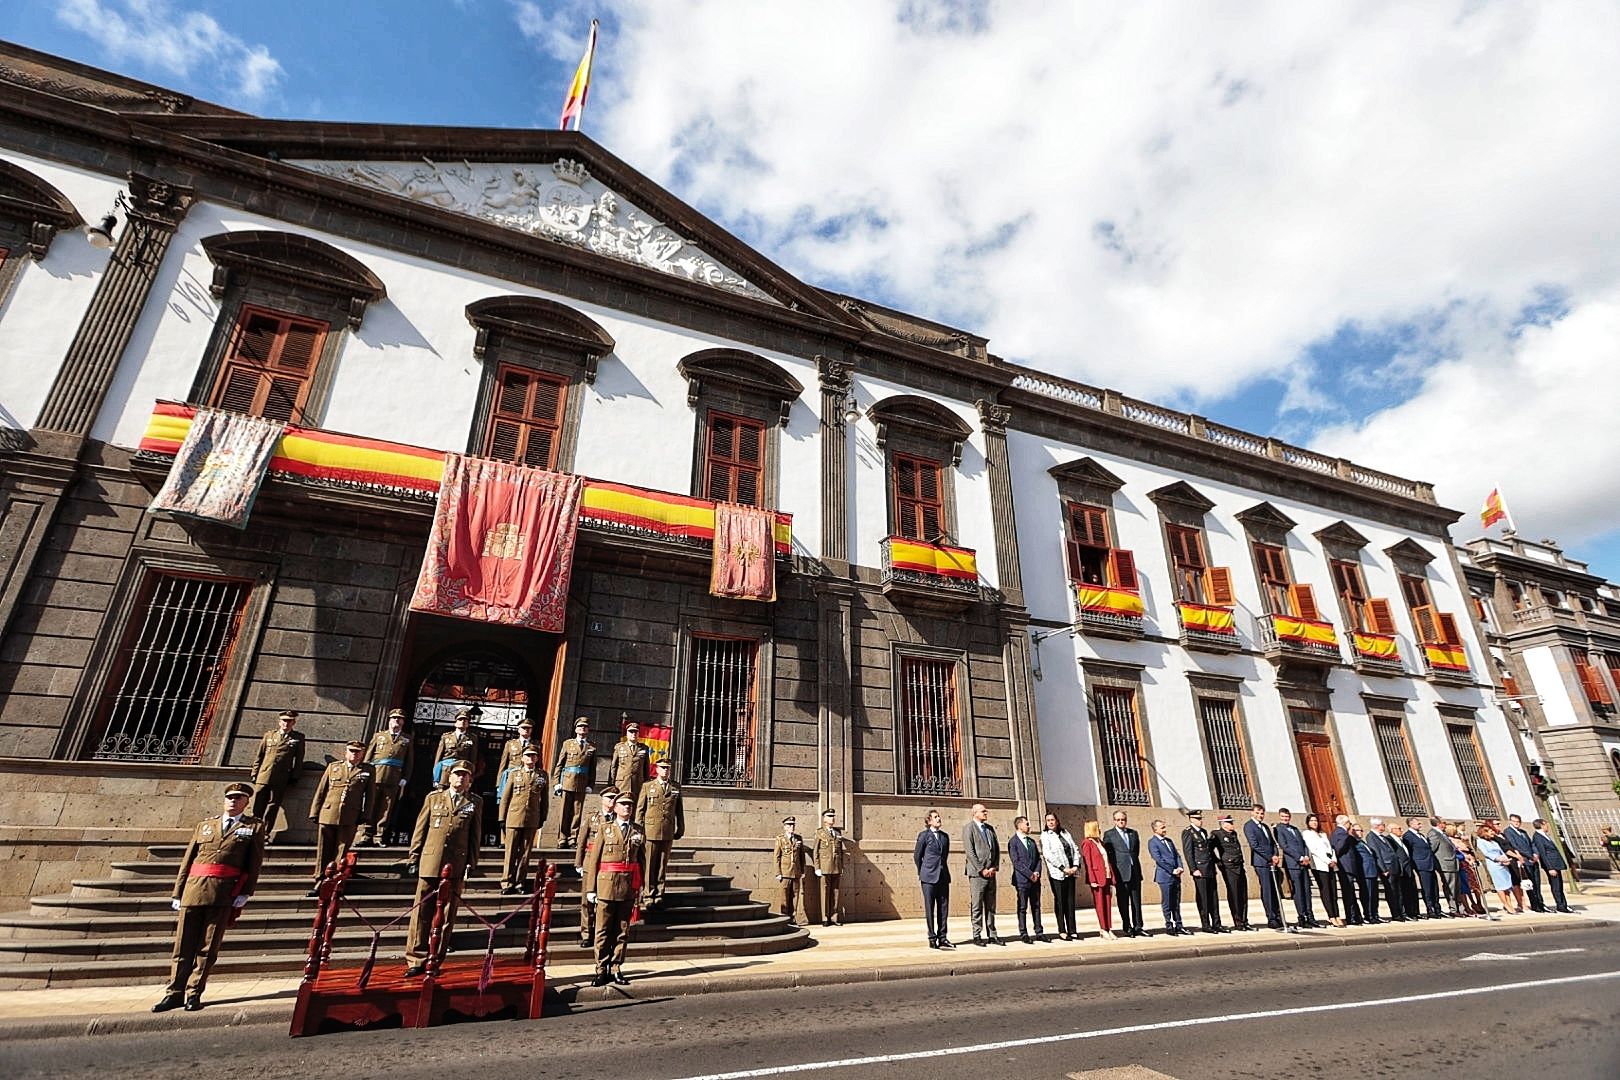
[5,0,1618,580]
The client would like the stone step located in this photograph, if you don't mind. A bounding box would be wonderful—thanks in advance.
[70,870,733,897]
[143,844,705,862]
[0,928,815,989]
[106,856,717,880]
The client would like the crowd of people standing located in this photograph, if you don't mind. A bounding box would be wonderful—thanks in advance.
[914,803,1579,947]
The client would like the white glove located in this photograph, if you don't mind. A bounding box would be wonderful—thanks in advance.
[553,786,563,797]
[399,779,407,788]
[776,874,784,882]
[585,892,597,904]
[815,869,824,877]
[171,899,182,912]
[232,895,249,910]
[585,786,594,795]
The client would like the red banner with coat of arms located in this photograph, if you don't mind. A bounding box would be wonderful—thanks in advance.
[710,502,776,602]
[410,454,583,632]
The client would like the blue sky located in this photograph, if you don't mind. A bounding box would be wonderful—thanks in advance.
[6,2,1619,581]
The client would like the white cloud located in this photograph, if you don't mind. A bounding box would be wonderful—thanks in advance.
[57,0,283,106]
[549,1,1620,550]
[511,0,595,64]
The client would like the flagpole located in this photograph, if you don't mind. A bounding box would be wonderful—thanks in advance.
[1498,482,1517,534]
[560,19,600,133]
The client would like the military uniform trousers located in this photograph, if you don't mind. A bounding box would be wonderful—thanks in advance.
[166,904,233,997]
[250,782,292,839]
[594,897,633,973]
[556,791,587,847]
[777,877,801,923]
[1219,865,1249,927]
[313,822,359,880]
[405,875,463,965]
[818,872,843,925]
[502,827,537,890]
[642,838,673,904]
[357,763,405,843]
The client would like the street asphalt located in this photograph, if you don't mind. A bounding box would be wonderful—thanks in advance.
[3,922,1616,1079]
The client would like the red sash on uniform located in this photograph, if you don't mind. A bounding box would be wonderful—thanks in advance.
[188,863,244,879]
[598,861,645,923]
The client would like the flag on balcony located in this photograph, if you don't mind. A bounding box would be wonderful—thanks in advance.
[1179,602,1236,635]
[1076,584,1145,617]
[1481,488,1508,528]
[147,408,284,529]
[411,454,582,632]
[1352,632,1400,660]
[1273,615,1338,646]
[559,20,599,131]
[710,502,776,601]
[641,722,672,777]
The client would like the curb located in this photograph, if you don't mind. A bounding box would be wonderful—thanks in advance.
[0,916,1605,1041]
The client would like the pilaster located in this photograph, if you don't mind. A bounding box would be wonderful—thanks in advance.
[977,398,1023,604]
[815,579,855,829]
[817,356,852,565]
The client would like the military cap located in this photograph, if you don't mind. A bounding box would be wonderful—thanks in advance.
[449,762,473,776]
[1187,809,1204,818]
[278,710,299,721]
[624,719,640,729]
[345,740,364,751]
[600,786,619,798]
[386,708,407,720]
[453,706,477,720]
[224,782,253,798]
[573,716,591,729]
[517,718,534,729]
[783,816,797,825]
[521,745,539,757]
[1217,814,1233,823]
[822,809,836,817]
[614,793,634,805]
[654,756,671,766]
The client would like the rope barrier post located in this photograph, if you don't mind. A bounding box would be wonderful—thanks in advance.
[524,860,545,967]
[425,864,455,980]
[530,862,558,1019]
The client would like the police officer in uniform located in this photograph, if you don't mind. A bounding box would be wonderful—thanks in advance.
[1210,814,1252,930]
[636,757,684,907]
[609,718,651,812]
[433,707,478,788]
[1181,810,1223,933]
[497,719,537,803]
[813,808,847,927]
[357,709,412,846]
[499,746,549,894]
[583,791,644,986]
[575,787,618,949]
[773,815,806,926]
[553,716,597,847]
[404,762,482,977]
[307,740,374,894]
[249,709,305,842]
[153,782,266,1012]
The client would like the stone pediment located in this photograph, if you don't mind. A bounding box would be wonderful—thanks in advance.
[291,158,777,304]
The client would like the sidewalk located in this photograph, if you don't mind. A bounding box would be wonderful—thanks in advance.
[5,885,1616,1041]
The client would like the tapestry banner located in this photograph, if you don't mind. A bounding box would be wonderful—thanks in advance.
[710,502,777,601]
[147,408,284,529]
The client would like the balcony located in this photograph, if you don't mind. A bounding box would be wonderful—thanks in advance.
[880,536,981,610]
[1420,642,1473,684]
[1073,582,1146,639]
[1258,613,1342,665]
[1350,631,1406,677]
[134,400,794,555]
[1177,601,1241,653]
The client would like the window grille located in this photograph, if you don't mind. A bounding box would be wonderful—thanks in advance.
[898,656,963,796]
[1446,723,1499,819]
[684,635,757,786]
[1199,697,1253,810]
[210,305,327,423]
[92,573,250,763]
[1373,716,1427,817]
[1093,686,1149,805]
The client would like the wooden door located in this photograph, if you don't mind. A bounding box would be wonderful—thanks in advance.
[1296,733,1347,818]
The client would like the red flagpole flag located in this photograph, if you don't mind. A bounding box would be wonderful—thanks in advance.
[559,20,599,131]
[1481,488,1507,528]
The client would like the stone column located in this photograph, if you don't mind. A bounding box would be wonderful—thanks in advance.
[815,580,855,827]
[1001,610,1046,820]
[36,174,194,437]
[976,399,1023,604]
[817,356,852,565]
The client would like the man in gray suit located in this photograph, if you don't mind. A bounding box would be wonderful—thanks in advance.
[963,803,1003,945]
[1418,816,1459,916]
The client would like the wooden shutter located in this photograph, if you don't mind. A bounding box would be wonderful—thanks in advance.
[1436,612,1464,647]
[210,306,328,422]
[1288,583,1322,621]
[894,453,943,541]
[1572,650,1612,705]
[1167,525,1206,569]
[484,365,566,469]
[1412,604,1443,644]
[1364,598,1398,635]
[1108,548,1139,590]
[703,413,764,507]
[1205,566,1236,607]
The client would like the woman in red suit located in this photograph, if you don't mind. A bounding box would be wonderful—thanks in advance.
[1081,819,1117,940]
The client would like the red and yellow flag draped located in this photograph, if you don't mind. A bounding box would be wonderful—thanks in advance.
[559,20,599,131]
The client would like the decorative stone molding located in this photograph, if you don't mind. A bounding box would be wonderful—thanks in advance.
[201,231,385,329]
[1048,455,1126,494]
[1384,538,1436,566]
[816,355,852,397]
[1146,480,1216,515]
[125,173,194,227]
[465,295,614,382]
[1314,520,1371,551]
[677,348,804,426]
[1235,501,1299,541]
[0,158,83,259]
[868,395,973,466]
[975,398,1011,436]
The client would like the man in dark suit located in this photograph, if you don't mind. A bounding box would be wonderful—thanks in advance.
[1274,807,1317,928]
[1007,815,1044,942]
[1181,810,1223,933]
[1330,815,1365,924]
[1352,823,1384,924]
[1148,819,1186,935]
[962,803,1003,945]
[1210,815,1251,930]
[1244,804,1284,930]
[1402,817,1443,918]
[1102,809,1144,938]
[1388,822,1420,919]
[1503,815,1545,912]
[1364,820,1403,921]
[1532,819,1574,913]
[913,809,953,948]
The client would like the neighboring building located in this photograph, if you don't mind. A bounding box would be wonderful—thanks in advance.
[1460,534,1620,859]
[0,43,1533,915]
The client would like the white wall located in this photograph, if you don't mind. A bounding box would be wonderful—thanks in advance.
[1523,647,1581,729]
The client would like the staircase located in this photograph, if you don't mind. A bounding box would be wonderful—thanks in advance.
[0,842,809,988]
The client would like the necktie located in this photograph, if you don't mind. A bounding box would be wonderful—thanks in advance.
[223,817,236,832]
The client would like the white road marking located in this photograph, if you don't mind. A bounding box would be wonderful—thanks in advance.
[669,969,1620,1080]
[1461,947,1586,961]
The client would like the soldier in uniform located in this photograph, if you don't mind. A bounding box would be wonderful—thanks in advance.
[357,708,413,846]
[499,746,549,894]
[1210,814,1252,931]
[306,740,375,895]
[1180,810,1224,933]
[609,718,651,812]
[636,757,684,907]
[152,782,265,1012]
[812,808,847,927]
[404,762,482,977]
[575,787,618,949]
[249,709,305,842]
[583,791,644,986]
[496,719,537,803]
[553,716,597,847]
[772,815,806,926]
[433,707,478,788]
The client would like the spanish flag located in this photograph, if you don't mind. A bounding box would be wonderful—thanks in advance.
[1481,488,1507,528]
[559,20,599,131]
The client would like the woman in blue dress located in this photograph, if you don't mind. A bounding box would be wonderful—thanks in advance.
[1475,823,1523,913]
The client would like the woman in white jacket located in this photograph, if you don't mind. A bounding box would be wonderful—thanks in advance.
[1040,811,1083,940]
[1302,813,1344,927]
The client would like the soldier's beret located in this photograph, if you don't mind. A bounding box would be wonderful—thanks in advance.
[615,793,634,805]
[224,782,253,798]
[278,710,299,721]
[386,708,407,720]
[783,816,796,825]
[521,745,539,757]
[346,741,364,751]
[449,763,473,776]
